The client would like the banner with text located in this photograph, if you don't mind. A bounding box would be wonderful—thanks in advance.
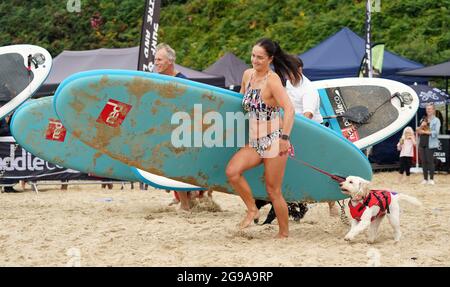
[137,0,161,72]
[0,137,99,183]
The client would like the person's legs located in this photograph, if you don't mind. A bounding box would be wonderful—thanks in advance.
[328,201,339,217]
[398,156,405,179]
[178,192,191,211]
[419,147,429,182]
[168,191,180,206]
[427,148,436,182]
[263,151,289,238]
[226,146,263,229]
[198,189,213,201]
[398,157,407,182]
[404,157,412,183]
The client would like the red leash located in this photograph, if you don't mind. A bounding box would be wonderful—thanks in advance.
[296,159,346,183]
[286,146,346,183]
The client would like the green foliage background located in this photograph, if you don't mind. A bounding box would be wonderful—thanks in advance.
[0,0,449,70]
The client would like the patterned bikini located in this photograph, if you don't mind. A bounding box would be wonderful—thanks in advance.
[242,72,282,157]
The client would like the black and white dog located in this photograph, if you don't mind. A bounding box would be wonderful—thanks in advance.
[255,200,308,224]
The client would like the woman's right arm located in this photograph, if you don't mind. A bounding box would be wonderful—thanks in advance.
[239,69,252,95]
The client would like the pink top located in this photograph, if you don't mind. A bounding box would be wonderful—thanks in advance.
[397,138,415,157]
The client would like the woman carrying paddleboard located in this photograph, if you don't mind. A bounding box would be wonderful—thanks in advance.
[226,38,296,238]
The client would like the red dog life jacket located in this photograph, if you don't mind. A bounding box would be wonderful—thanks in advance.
[348,190,392,221]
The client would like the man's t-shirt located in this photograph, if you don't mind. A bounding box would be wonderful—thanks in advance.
[286,74,323,124]
[175,72,187,79]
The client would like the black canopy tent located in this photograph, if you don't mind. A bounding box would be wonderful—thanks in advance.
[203,52,248,89]
[398,60,450,133]
[36,46,225,97]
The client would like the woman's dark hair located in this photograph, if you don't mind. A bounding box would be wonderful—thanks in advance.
[255,38,302,86]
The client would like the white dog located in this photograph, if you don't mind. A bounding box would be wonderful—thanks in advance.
[339,176,422,243]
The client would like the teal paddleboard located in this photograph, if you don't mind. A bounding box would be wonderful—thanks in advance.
[10,96,208,190]
[10,96,138,181]
[54,70,373,202]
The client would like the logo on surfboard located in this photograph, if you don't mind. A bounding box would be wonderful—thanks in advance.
[45,119,67,142]
[341,127,360,143]
[96,99,132,127]
[326,87,360,142]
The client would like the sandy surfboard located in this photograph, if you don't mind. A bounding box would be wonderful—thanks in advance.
[53,70,372,202]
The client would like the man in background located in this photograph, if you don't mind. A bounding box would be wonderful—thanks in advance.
[153,43,192,211]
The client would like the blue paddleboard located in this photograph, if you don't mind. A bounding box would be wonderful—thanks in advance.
[54,70,373,202]
[11,96,206,190]
[10,97,138,181]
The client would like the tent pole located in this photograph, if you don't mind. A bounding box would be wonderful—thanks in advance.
[411,112,422,173]
[446,77,448,134]
[415,113,420,170]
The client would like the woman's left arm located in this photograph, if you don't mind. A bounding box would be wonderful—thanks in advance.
[268,75,295,136]
[268,75,295,156]
[430,118,441,138]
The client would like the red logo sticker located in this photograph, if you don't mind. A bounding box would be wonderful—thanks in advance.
[342,126,360,143]
[96,99,132,127]
[45,119,67,142]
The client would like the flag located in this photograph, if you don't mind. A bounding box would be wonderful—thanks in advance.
[359,43,385,78]
[137,0,162,72]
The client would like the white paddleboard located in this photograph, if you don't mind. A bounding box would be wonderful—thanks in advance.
[0,44,52,119]
[313,77,419,149]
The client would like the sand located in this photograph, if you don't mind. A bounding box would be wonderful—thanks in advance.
[0,172,449,267]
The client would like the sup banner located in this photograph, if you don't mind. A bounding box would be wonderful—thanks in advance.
[137,0,161,72]
[434,135,450,172]
[0,136,100,183]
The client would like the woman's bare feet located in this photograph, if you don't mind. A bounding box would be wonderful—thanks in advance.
[275,233,289,239]
[180,203,191,211]
[239,209,260,229]
[168,198,180,206]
